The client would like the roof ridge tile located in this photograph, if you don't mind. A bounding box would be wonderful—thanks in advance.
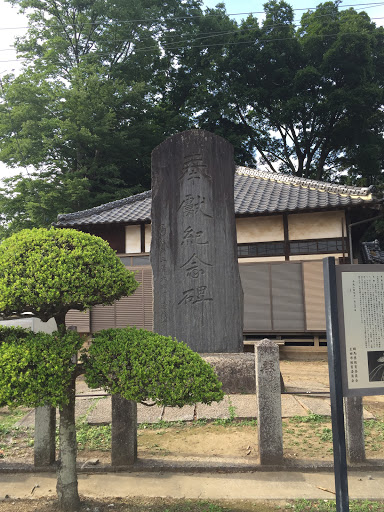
[235,166,372,196]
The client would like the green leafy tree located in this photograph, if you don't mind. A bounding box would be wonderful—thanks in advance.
[0,227,224,512]
[0,227,139,511]
[0,0,203,237]
[171,1,384,183]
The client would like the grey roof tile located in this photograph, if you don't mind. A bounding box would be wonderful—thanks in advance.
[55,167,376,227]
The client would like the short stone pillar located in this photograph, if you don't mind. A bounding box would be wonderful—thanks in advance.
[111,395,137,466]
[34,405,56,466]
[344,396,365,463]
[255,339,283,465]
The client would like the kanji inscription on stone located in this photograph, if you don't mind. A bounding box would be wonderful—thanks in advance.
[151,130,243,353]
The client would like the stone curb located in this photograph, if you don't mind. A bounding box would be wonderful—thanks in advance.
[1,458,384,474]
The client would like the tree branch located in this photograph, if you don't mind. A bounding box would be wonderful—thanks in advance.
[235,104,277,173]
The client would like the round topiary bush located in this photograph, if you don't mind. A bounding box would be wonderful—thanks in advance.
[0,227,139,325]
[83,327,224,407]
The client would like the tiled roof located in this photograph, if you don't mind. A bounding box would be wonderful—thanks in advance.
[55,167,376,227]
[361,240,384,264]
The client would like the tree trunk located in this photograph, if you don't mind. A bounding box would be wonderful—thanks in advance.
[56,370,80,512]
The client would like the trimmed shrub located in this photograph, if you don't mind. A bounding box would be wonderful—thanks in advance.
[83,327,224,407]
[0,227,139,323]
[0,326,83,408]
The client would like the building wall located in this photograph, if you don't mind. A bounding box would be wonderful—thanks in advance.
[85,224,126,253]
[68,210,350,348]
[125,225,141,253]
[236,216,284,242]
[288,211,346,240]
[122,210,347,260]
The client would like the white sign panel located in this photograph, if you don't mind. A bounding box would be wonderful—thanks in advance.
[337,267,384,396]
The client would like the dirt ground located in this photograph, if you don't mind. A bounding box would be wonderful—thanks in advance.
[0,497,291,512]
[2,360,384,511]
[2,360,384,465]
[2,359,384,466]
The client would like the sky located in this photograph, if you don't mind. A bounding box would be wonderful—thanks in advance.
[0,0,383,180]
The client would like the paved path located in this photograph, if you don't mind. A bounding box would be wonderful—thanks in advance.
[16,370,374,427]
[1,470,384,501]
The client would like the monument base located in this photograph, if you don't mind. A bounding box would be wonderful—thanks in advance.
[201,353,256,394]
[201,352,285,394]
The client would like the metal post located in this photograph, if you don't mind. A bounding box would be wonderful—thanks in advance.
[323,257,349,512]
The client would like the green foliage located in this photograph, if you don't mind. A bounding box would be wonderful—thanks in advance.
[290,413,326,424]
[0,0,381,240]
[0,227,139,323]
[76,422,112,452]
[172,1,384,183]
[0,0,203,237]
[83,327,224,407]
[319,427,332,442]
[291,499,384,511]
[0,326,83,408]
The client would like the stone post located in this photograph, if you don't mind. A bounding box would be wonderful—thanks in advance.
[111,395,137,466]
[344,396,365,463]
[255,339,283,465]
[34,405,56,466]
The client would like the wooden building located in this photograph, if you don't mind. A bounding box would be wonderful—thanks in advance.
[56,167,380,357]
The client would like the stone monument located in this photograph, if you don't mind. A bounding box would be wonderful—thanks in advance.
[151,129,243,353]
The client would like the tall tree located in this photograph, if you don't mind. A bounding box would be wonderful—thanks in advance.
[170,1,384,183]
[0,227,139,511]
[0,0,202,237]
[0,227,223,511]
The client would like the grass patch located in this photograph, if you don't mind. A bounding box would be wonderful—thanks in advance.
[0,407,33,457]
[364,419,384,455]
[76,423,111,451]
[1,497,382,512]
[289,413,327,424]
[288,499,384,511]
[0,407,27,432]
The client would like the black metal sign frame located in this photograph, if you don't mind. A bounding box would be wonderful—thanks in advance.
[323,257,349,512]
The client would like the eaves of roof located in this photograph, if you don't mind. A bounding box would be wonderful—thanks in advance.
[55,167,377,227]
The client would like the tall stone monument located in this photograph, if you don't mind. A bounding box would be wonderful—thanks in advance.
[151,130,243,353]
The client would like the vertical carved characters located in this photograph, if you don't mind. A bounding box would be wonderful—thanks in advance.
[151,130,243,353]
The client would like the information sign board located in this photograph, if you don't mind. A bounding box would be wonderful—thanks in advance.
[336,265,384,397]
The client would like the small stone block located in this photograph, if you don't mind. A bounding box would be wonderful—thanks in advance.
[137,403,164,424]
[34,405,56,467]
[162,405,195,422]
[87,397,111,424]
[294,396,332,416]
[15,409,35,428]
[344,396,366,463]
[196,396,231,420]
[111,396,137,466]
[227,395,257,418]
[255,339,283,465]
[75,397,100,418]
[281,395,309,418]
